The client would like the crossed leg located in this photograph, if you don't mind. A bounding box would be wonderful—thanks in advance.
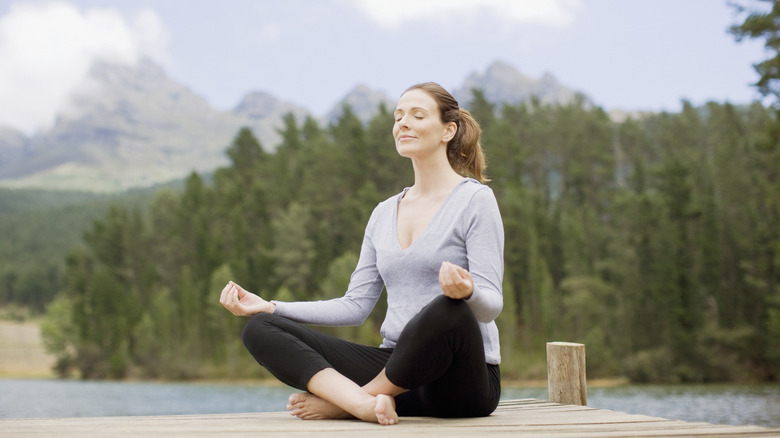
[241,313,404,424]
[243,296,496,424]
[288,368,405,425]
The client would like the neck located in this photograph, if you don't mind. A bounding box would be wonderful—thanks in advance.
[409,152,464,196]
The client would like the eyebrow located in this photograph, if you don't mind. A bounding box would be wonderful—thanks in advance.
[394,106,429,115]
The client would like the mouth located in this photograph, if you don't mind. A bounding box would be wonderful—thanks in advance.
[397,135,416,141]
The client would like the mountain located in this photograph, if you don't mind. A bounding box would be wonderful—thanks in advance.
[232,91,309,145]
[0,59,591,192]
[453,60,590,109]
[325,84,396,125]
[11,58,241,191]
[0,58,309,192]
[0,125,29,169]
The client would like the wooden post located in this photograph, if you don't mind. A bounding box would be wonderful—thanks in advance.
[546,341,587,406]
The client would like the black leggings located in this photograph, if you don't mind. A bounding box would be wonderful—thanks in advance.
[241,295,501,418]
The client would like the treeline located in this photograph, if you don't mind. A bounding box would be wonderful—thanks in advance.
[0,185,178,314]
[40,94,780,382]
[0,190,101,313]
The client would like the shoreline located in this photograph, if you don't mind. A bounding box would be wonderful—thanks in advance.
[7,375,771,388]
[1,319,774,387]
[0,374,630,387]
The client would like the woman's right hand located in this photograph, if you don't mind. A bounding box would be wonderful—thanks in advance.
[219,281,276,316]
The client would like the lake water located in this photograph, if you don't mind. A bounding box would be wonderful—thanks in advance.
[1,379,779,429]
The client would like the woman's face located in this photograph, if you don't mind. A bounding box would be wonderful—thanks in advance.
[393,89,456,160]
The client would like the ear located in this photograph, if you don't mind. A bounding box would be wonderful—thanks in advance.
[442,122,457,143]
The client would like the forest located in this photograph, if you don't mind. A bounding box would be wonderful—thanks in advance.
[16,92,776,383]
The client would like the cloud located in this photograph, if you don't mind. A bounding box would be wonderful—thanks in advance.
[348,0,582,28]
[0,2,169,134]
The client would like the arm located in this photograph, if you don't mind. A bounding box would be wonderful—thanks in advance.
[460,187,505,322]
[271,207,385,326]
[218,232,383,324]
[272,249,383,326]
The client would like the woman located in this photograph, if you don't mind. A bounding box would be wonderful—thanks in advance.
[219,82,504,425]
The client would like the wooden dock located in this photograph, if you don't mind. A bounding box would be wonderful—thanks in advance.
[2,399,778,437]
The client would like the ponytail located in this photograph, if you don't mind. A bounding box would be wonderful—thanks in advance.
[448,108,489,183]
[404,82,490,183]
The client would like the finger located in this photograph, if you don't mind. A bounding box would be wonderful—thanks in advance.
[440,278,456,298]
[454,271,470,286]
[440,262,458,286]
[445,262,464,274]
[226,286,241,313]
[439,268,450,288]
[231,281,249,299]
[451,264,469,279]
[440,261,452,276]
[225,284,237,305]
[445,264,471,289]
[220,287,233,308]
[222,286,234,311]
[219,282,232,304]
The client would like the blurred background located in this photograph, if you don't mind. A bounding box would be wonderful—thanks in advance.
[0,0,778,409]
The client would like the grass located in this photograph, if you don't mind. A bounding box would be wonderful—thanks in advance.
[0,320,56,378]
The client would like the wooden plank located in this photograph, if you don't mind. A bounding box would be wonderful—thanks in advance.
[2,399,778,437]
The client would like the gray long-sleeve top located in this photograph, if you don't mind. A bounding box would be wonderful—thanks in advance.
[273,178,505,364]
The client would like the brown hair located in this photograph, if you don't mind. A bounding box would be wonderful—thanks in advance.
[404,82,489,183]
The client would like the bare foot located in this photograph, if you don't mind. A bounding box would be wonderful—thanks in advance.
[287,392,352,420]
[374,394,399,425]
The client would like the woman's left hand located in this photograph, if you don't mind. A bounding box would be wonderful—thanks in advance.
[439,261,474,300]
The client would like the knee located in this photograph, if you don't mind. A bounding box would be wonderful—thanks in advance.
[430,295,472,316]
[420,295,476,330]
[241,312,277,349]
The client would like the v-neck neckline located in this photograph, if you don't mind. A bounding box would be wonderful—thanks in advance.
[393,178,468,251]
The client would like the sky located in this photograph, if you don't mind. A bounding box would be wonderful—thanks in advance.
[0,0,769,135]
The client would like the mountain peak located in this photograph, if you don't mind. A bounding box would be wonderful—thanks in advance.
[483,60,534,82]
[540,71,559,84]
[454,60,588,108]
[325,84,394,124]
[86,56,167,89]
[233,91,285,120]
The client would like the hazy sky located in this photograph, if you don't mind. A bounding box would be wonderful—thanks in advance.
[0,0,768,134]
